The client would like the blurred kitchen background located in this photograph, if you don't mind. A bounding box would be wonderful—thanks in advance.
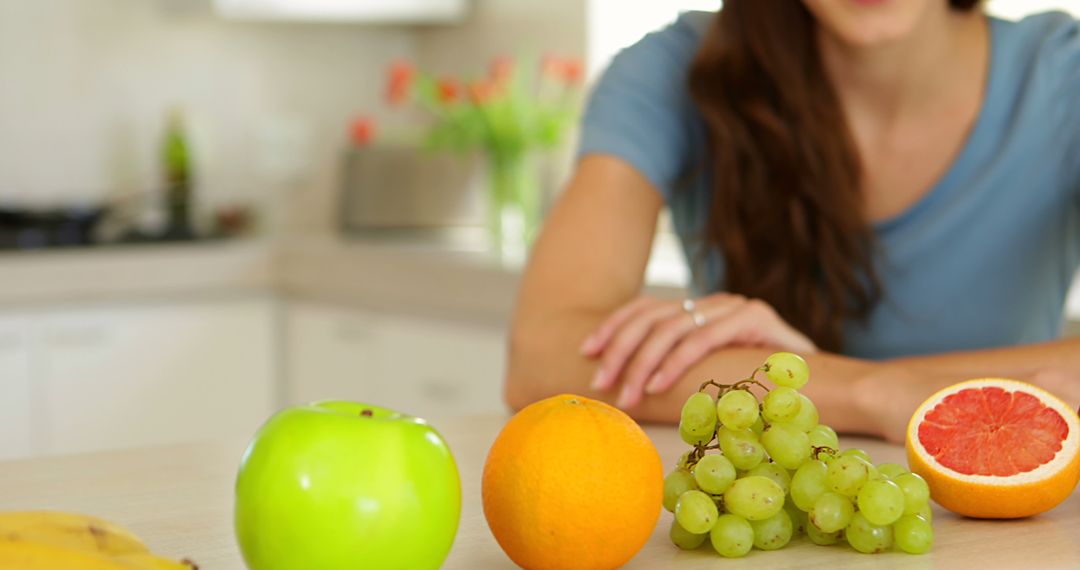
[2,0,1078,461]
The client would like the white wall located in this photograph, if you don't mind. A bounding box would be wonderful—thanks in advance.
[0,0,414,234]
[414,0,586,76]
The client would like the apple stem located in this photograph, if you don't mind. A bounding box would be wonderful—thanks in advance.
[361,409,373,417]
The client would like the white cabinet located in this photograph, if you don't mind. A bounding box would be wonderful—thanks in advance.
[37,298,277,455]
[0,315,34,460]
[0,297,278,458]
[286,302,507,420]
[286,303,382,405]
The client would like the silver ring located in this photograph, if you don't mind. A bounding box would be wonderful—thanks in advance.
[691,310,706,328]
[682,298,696,313]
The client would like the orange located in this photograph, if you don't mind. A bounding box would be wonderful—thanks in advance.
[906,378,1080,519]
[482,394,663,569]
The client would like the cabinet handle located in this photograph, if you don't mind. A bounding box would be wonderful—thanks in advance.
[334,322,373,342]
[0,333,23,351]
[44,326,110,347]
[420,379,462,402]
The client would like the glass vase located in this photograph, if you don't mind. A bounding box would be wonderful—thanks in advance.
[486,151,541,263]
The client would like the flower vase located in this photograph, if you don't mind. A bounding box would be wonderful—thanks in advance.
[486,151,541,263]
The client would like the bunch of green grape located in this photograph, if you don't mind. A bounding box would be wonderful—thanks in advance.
[664,352,934,557]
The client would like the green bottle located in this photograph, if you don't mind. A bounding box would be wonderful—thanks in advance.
[162,108,193,238]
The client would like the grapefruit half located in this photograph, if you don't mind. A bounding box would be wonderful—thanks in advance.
[906,378,1080,519]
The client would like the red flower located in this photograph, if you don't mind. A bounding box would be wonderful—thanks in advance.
[542,55,584,85]
[436,77,461,104]
[490,56,513,88]
[349,116,376,146]
[561,58,584,84]
[386,60,415,106]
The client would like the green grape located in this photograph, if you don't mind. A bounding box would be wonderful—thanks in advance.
[809,491,854,533]
[846,512,894,554]
[790,459,829,511]
[669,519,708,550]
[747,461,791,495]
[894,472,931,515]
[806,520,842,545]
[663,469,699,513]
[807,424,839,450]
[784,499,807,535]
[680,422,712,446]
[694,453,737,494]
[826,454,872,497]
[761,424,811,470]
[787,393,819,432]
[680,392,718,439]
[840,448,872,462]
[913,502,933,522]
[709,514,754,558]
[763,352,809,389]
[749,415,765,436]
[857,479,906,526]
[762,387,802,423]
[675,490,719,534]
[894,514,934,554]
[749,509,793,551]
[723,476,785,521]
[716,389,759,430]
[717,428,766,470]
[876,462,908,481]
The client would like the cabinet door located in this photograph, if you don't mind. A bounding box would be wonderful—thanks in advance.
[285,303,508,420]
[285,302,382,406]
[0,315,34,459]
[373,315,507,420]
[39,298,276,455]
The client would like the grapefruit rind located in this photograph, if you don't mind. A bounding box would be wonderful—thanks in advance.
[906,378,1080,519]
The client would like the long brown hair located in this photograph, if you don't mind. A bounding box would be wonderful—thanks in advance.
[687,0,981,351]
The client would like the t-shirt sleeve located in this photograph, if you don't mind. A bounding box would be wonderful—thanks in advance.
[576,14,708,201]
[1041,14,1080,203]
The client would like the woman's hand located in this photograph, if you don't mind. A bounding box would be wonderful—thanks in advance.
[856,364,1080,444]
[581,294,817,409]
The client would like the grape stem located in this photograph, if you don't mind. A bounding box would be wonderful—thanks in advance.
[811,446,838,460]
[684,365,774,470]
[697,366,771,398]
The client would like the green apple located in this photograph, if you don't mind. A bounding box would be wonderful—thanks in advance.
[235,401,461,570]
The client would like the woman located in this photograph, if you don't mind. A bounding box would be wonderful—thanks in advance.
[505,0,1080,442]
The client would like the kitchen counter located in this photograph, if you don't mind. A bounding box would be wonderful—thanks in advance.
[0,240,276,308]
[1,414,1077,569]
[1,236,1079,326]
[0,236,688,324]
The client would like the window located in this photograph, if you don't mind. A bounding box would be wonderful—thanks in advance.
[586,0,721,79]
[987,0,1080,20]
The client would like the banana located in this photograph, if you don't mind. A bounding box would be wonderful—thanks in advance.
[113,552,199,570]
[0,511,149,556]
[0,539,129,569]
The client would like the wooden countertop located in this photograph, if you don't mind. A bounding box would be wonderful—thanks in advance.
[1,414,1078,569]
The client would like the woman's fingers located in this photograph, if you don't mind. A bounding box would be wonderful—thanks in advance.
[586,293,818,408]
[592,301,679,392]
[614,316,696,408]
[580,296,655,356]
[619,295,749,404]
[649,307,756,395]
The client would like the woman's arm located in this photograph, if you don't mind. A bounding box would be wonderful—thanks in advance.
[864,339,1080,440]
[507,156,1080,442]
[505,156,885,433]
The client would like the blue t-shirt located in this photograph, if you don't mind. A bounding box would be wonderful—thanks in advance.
[578,11,1080,360]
